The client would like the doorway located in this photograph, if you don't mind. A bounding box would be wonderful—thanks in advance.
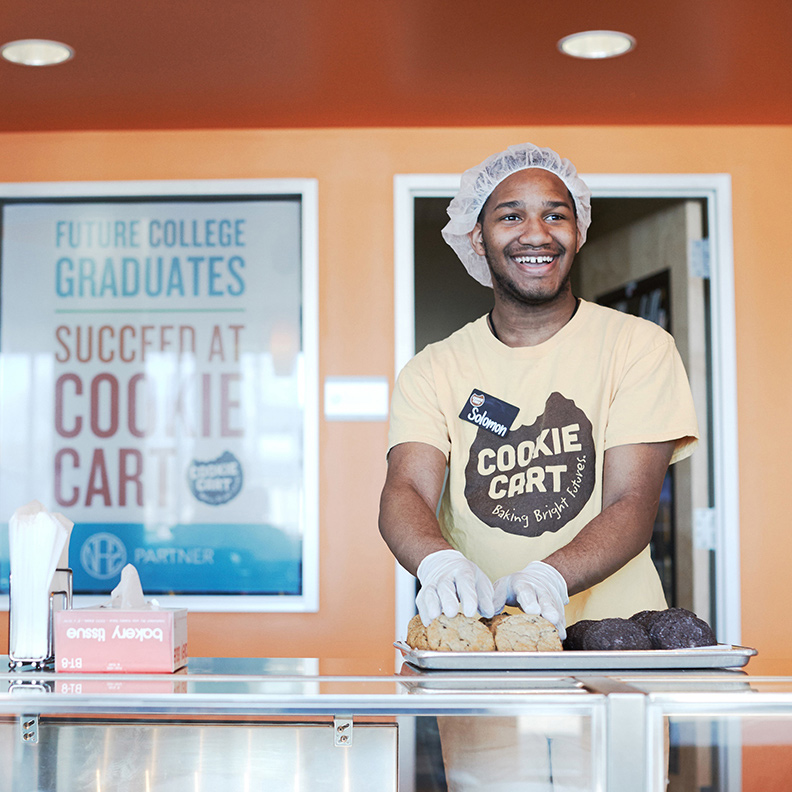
[393,172,739,645]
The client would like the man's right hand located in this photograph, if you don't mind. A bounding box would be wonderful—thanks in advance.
[415,549,496,626]
[492,560,569,639]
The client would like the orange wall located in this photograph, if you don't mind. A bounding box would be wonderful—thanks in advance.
[0,126,790,673]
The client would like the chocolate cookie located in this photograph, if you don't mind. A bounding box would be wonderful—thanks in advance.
[563,620,596,651]
[629,609,663,631]
[645,608,717,649]
[580,618,653,651]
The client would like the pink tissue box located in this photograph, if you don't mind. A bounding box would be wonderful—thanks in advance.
[54,607,188,673]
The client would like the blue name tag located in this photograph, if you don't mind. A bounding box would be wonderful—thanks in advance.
[459,390,519,437]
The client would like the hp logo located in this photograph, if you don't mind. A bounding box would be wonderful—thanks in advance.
[80,533,127,579]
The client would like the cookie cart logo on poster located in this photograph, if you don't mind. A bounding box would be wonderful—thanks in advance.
[188,451,243,505]
[464,392,596,538]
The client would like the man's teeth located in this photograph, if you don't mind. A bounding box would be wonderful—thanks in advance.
[514,255,554,264]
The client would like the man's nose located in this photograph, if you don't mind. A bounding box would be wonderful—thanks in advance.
[517,219,552,245]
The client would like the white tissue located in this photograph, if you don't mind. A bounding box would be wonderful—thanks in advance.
[108,564,157,610]
[52,512,73,570]
[8,500,72,661]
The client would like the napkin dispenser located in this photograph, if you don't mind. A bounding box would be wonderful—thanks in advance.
[8,501,73,669]
[9,567,73,668]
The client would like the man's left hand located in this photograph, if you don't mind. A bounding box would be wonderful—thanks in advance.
[493,561,569,639]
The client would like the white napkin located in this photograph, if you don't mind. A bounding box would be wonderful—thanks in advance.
[8,500,72,661]
[108,564,158,610]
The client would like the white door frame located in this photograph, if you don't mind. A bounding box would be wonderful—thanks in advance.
[393,172,740,645]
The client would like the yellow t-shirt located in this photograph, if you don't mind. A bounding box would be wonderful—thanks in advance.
[388,300,699,623]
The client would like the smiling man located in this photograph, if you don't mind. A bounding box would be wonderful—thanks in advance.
[379,142,699,638]
[379,143,699,790]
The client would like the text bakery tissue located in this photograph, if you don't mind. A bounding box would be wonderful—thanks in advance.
[55,564,188,673]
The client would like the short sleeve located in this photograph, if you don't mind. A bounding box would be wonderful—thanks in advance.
[387,349,452,458]
[605,334,699,465]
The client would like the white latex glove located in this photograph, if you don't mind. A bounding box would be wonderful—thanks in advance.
[493,561,570,639]
[415,549,496,626]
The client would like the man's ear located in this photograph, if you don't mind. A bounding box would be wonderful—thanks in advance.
[470,223,485,256]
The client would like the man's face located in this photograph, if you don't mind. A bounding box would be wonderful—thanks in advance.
[470,168,581,306]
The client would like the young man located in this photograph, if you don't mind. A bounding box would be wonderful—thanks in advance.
[379,142,699,638]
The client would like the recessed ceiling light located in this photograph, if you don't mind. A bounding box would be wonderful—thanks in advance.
[0,39,74,66]
[558,30,636,60]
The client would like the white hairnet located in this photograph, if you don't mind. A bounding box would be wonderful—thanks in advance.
[441,142,592,287]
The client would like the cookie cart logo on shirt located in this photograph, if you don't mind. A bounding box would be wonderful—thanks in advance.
[188,451,243,505]
[464,392,596,538]
[460,389,520,438]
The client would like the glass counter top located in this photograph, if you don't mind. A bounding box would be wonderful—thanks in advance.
[4,654,792,719]
[0,656,598,718]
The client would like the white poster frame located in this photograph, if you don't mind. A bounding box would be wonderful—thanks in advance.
[0,178,319,613]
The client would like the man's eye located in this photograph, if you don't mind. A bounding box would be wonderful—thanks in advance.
[499,214,521,222]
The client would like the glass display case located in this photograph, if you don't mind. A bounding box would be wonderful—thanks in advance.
[1,656,790,792]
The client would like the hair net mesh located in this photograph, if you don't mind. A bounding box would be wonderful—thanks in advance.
[441,142,592,288]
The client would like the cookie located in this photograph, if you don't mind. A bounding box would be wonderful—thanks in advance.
[629,609,663,631]
[425,614,496,652]
[645,607,717,649]
[488,613,562,652]
[563,619,596,651]
[406,613,430,650]
[580,618,653,651]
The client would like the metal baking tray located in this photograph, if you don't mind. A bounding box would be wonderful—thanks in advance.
[394,641,756,672]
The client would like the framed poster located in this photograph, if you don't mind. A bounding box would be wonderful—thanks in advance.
[0,179,318,612]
